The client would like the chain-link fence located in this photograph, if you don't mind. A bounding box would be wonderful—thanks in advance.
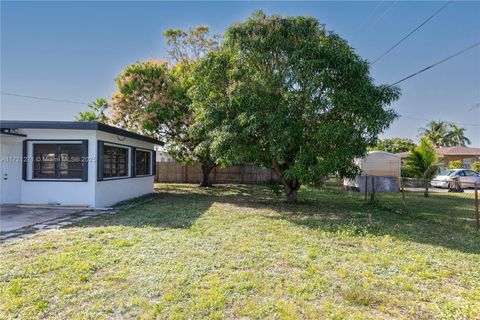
[324,176,479,231]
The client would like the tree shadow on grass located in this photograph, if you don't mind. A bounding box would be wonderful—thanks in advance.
[77,184,479,255]
[75,193,213,230]
[233,190,480,255]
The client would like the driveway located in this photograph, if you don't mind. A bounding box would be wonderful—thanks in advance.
[0,205,81,232]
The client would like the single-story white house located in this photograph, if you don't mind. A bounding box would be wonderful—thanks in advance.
[0,120,161,208]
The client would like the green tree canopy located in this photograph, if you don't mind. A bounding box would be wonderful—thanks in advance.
[163,26,219,64]
[76,98,109,123]
[370,138,416,154]
[109,25,220,187]
[109,60,179,137]
[418,121,449,147]
[446,124,471,146]
[190,11,400,202]
[419,121,471,147]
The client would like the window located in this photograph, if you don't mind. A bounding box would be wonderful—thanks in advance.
[135,150,151,176]
[33,143,83,179]
[103,145,129,178]
[465,170,477,177]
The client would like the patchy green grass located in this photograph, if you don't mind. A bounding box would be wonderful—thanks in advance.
[1,183,479,319]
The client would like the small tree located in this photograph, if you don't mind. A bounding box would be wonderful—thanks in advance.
[76,98,109,123]
[446,160,463,170]
[403,138,438,197]
[191,12,400,202]
[471,161,480,172]
[110,26,219,187]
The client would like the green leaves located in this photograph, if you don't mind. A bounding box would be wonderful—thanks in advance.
[404,137,438,180]
[190,11,401,201]
[419,121,471,147]
[76,98,109,123]
[370,138,416,154]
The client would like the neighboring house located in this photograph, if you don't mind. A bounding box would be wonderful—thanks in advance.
[0,121,161,208]
[397,146,480,171]
[155,149,175,163]
[344,151,401,192]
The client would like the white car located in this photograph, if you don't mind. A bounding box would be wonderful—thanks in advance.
[431,169,480,189]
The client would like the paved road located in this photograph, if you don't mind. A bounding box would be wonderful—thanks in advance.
[404,187,475,194]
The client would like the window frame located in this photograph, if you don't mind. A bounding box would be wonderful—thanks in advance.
[134,148,152,177]
[100,143,130,180]
[23,140,89,182]
[97,140,155,181]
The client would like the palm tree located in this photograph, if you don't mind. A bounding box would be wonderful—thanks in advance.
[418,120,449,147]
[76,98,109,123]
[404,137,438,197]
[446,124,471,146]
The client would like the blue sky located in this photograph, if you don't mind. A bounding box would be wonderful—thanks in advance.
[2,1,479,146]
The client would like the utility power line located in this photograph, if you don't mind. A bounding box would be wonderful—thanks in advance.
[390,41,480,86]
[1,92,88,105]
[371,0,453,65]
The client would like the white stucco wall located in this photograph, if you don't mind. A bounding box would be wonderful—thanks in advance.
[94,131,155,208]
[20,129,97,206]
[6,128,156,208]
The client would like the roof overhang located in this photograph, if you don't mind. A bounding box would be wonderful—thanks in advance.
[1,129,27,137]
[0,121,163,145]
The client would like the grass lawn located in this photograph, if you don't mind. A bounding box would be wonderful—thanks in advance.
[1,183,479,319]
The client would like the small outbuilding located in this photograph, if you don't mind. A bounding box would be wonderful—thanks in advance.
[0,120,161,208]
[344,150,401,192]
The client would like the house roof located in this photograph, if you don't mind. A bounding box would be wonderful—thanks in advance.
[435,146,480,156]
[397,146,480,158]
[367,150,400,158]
[0,120,163,145]
[396,151,411,158]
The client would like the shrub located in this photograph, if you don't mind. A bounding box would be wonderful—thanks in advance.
[446,160,463,170]
[471,161,480,172]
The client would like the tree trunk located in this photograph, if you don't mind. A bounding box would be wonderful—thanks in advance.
[424,185,429,198]
[199,162,215,188]
[283,179,300,203]
[271,159,300,203]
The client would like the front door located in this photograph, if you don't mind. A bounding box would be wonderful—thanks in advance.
[0,140,22,204]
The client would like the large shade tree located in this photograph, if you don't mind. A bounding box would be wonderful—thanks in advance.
[190,11,400,202]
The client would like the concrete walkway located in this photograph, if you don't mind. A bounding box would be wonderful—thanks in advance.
[1,206,81,232]
[0,205,117,242]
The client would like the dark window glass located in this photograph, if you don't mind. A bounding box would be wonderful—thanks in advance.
[33,144,83,179]
[103,145,129,178]
[135,150,151,176]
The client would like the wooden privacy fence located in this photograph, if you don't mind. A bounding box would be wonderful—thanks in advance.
[156,162,278,184]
